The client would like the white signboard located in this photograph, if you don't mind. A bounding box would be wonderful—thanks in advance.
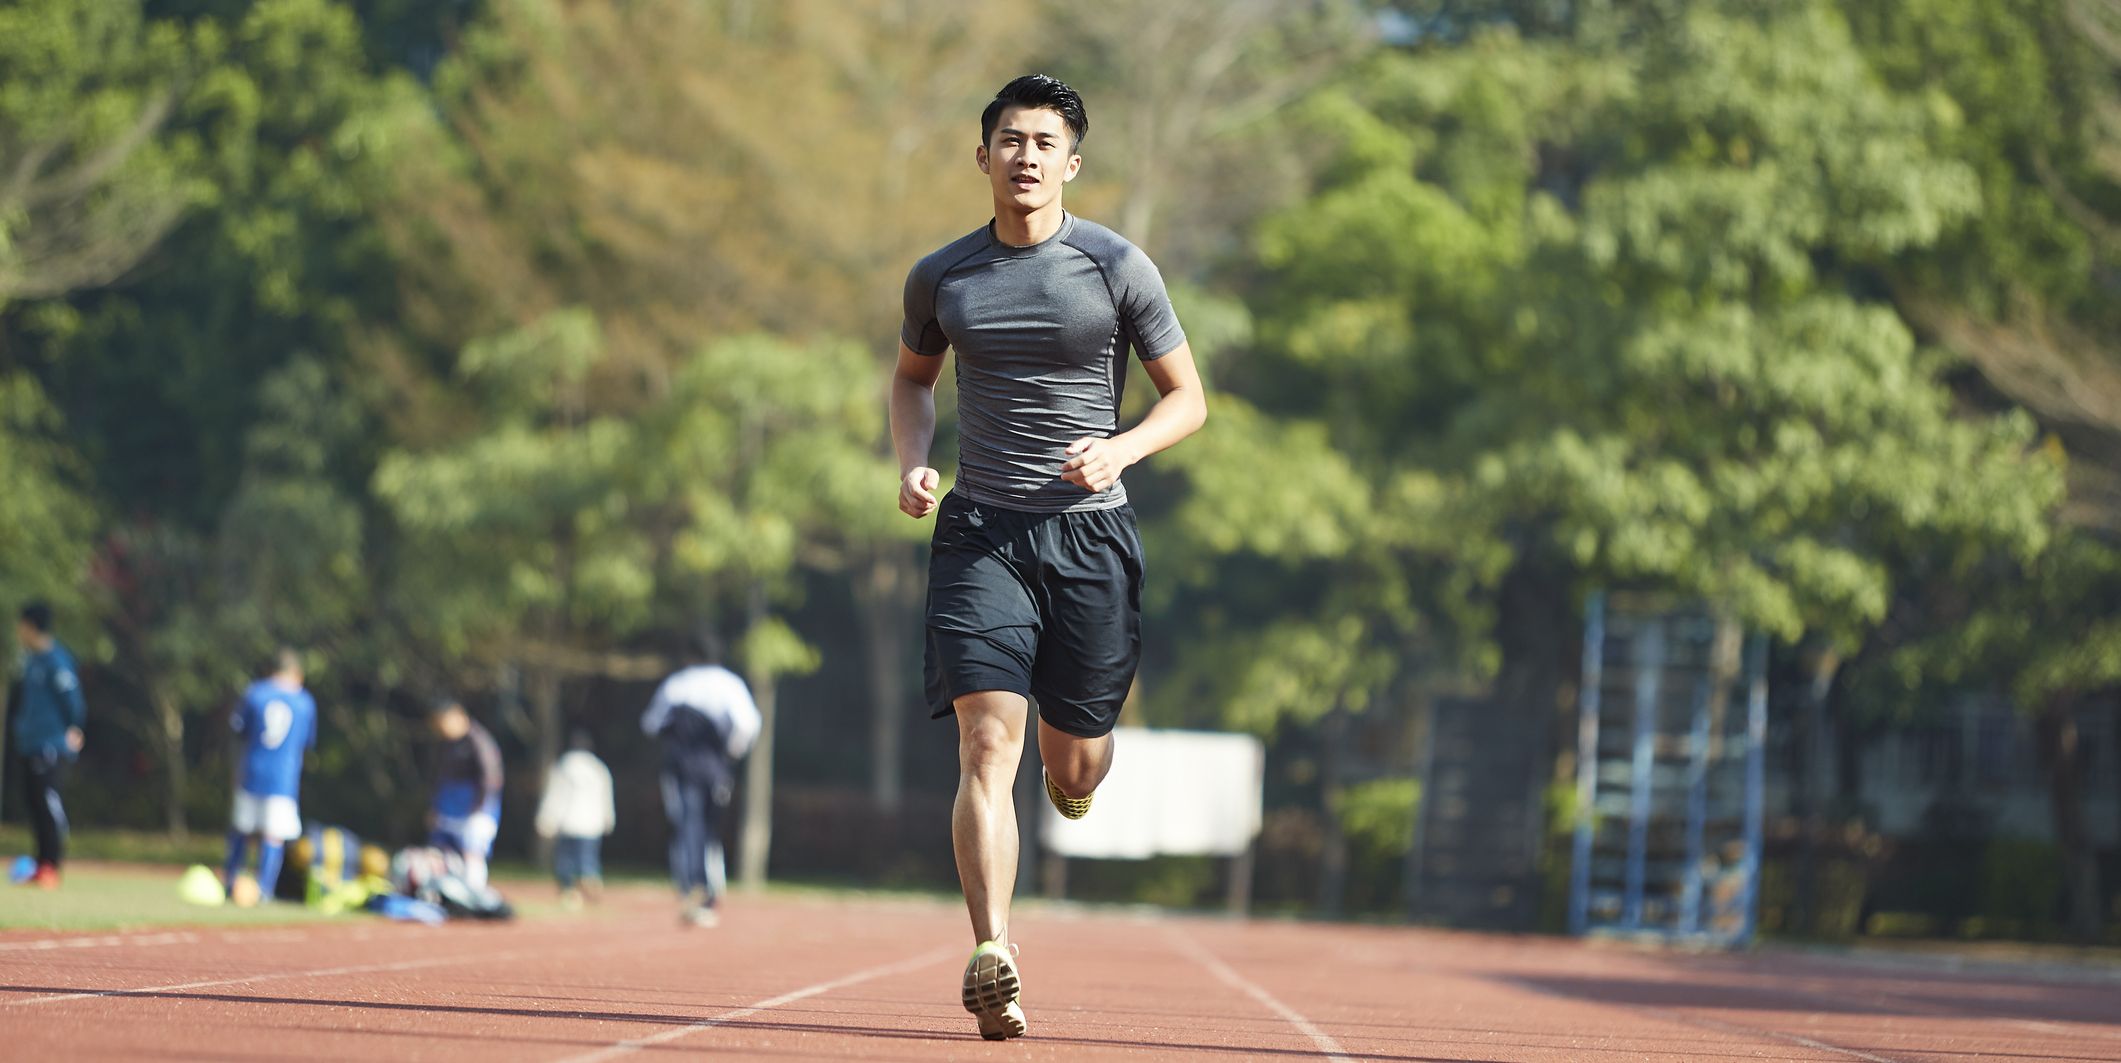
[1040,728,1264,859]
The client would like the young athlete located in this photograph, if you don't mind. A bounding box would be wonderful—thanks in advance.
[429,698,504,891]
[225,648,317,901]
[12,602,86,889]
[889,74,1207,1040]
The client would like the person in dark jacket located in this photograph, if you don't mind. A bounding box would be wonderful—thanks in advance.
[12,602,85,889]
[428,698,503,891]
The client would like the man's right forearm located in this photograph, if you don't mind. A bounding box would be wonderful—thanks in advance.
[891,375,937,473]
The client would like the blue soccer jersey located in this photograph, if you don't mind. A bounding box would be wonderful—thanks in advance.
[232,679,316,798]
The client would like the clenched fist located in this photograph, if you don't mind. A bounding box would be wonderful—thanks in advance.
[1060,436,1136,493]
[900,467,941,518]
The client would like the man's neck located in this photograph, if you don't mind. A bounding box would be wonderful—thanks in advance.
[29,635,53,655]
[992,201,1065,247]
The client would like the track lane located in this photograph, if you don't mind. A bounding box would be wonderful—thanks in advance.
[5,886,2117,1061]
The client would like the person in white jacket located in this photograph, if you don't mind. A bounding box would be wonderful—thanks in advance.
[534,728,616,910]
[641,632,760,927]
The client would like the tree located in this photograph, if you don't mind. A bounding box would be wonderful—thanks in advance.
[1043,0,1373,275]
[1170,1,2063,919]
[2,0,421,834]
[0,0,195,306]
[374,309,658,790]
[1843,0,2121,942]
[0,0,200,663]
[373,0,1041,816]
[642,333,894,884]
[0,377,98,635]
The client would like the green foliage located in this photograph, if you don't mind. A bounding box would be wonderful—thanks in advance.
[1194,0,2062,733]
[0,0,202,306]
[1873,533,2121,709]
[375,309,647,652]
[0,375,98,623]
[0,0,2113,934]
[1337,777,1420,862]
[34,0,423,525]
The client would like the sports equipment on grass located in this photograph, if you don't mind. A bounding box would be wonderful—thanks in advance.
[177,865,226,906]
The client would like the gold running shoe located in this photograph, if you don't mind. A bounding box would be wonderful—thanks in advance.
[1045,772,1093,820]
[961,940,1027,1041]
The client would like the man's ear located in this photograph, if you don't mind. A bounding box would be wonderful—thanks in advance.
[976,143,990,174]
[1062,153,1082,183]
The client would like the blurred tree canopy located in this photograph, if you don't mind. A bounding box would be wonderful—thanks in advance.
[0,0,2114,935]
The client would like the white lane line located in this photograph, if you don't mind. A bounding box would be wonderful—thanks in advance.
[1632,1007,1905,1063]
[4,928,677,1008]
[1167,928,1351,1062]
[0,931,199,953]
[552,945,959,1063]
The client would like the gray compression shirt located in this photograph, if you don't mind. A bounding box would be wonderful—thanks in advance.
[901,212,1186,513]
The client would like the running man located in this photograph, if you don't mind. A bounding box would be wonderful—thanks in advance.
[11,602,85,889]
[225,648,317,901]
[429,698,503,891]
[890,74,1206,1040]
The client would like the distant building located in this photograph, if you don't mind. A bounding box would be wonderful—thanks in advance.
[1771,695,2121,846]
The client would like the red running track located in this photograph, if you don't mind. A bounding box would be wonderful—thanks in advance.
[3,882,2118,1061]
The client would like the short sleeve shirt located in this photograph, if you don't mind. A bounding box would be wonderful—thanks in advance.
[901,213,1185,512]
[232,679,316,798]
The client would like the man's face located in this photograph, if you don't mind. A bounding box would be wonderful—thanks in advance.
[434,708,469,740]
[979,105,1080,215]
[15,620,36,651]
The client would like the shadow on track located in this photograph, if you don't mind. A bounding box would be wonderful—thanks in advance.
[0,983,1459,1061]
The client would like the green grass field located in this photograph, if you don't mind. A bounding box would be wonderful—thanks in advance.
[0,863,341,932]
[0,825,596,932]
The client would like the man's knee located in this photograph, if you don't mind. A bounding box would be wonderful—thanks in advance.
[959,723,1020,779]
[955,691,1027,779]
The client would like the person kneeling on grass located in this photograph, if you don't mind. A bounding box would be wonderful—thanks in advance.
[535,727,616,910]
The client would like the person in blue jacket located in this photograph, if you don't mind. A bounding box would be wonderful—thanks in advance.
[12,602,85,889]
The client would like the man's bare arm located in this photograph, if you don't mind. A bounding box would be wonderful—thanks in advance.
[891,340,947,518]
[1060,340,1207,492]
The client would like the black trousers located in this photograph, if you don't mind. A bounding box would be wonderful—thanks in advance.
[660,768,726,903]
[18,750,70,868]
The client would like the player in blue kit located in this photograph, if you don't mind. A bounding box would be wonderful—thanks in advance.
[224,648,317,902]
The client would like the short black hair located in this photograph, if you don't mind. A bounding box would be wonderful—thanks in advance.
[981,74,1087,151]
[429,695,465,717]
[567,727,594,752]
[18,601,52,633]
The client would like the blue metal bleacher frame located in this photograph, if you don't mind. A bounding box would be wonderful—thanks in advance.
[1568,591,1768,947]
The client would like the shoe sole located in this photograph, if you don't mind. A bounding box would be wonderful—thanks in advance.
[1045,773,1093,820]
[962,947,1025,1040]
[975,1001,1027,1041]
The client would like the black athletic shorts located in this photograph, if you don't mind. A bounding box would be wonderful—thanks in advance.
[924,491,1144,738]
